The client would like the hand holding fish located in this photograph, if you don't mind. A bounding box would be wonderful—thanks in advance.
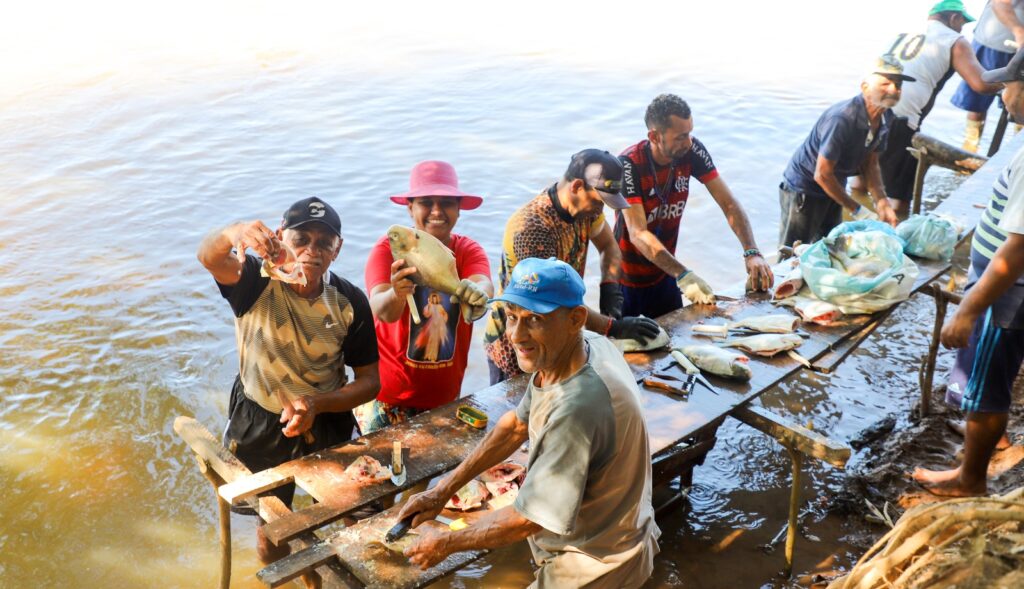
[278,393,317,438]
[744,254,774,292]
[608,316,660,344]
[404,520,452,569]
[231,220,281,263]
[676,270,715,304]
[389,258,418,299]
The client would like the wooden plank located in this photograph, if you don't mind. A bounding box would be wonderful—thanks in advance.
[173,416,360,588]
[258,540,337,588]
[219,469,295,506]
[261,383,521,545]
[731,405,850,468]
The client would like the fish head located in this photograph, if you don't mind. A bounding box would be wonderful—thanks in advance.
[387,224,419,257]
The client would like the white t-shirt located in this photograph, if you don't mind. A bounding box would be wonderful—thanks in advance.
[974,0,1024,53]
[889,20,962,130]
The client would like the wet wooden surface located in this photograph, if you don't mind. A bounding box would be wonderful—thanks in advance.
[248,135,1022,587]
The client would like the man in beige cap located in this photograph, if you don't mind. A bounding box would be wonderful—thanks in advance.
[778,56,911,249]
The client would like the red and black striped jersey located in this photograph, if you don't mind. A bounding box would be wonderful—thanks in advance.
[614,139,718,287]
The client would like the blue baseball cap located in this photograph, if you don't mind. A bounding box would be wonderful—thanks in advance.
[491,257,586,314]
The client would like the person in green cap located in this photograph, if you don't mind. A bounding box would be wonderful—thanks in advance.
[853,0,1001,217]
[952,0,1024,152]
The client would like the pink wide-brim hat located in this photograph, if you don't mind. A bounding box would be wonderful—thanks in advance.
[390,160,483,210]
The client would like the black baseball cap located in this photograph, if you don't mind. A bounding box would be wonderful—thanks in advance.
[983,48,1024,83]
[281,196,342,237]
[565,149,630,210]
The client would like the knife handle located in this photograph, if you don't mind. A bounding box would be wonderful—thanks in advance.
[385,514,416,543]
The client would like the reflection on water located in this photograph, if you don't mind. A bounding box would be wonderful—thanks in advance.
[0,1,989,586]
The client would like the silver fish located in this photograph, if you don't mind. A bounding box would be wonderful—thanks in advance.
[720,333,804,357]
[677,344,752,381]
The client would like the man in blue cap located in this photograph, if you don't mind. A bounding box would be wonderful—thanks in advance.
[399,257,659,588]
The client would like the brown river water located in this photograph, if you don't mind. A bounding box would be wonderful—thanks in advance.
[0,2,997,586]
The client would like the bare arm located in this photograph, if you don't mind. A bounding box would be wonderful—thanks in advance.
[280,362,381,437]
[951,37,1003,94]
[405,506,542,569]
[860,151,898,226]
[619,203,687,277]
[704,176,774,290]
[942,232,1024,348]
[814,155,861,211]
[397,409,529,527]
[197,220,280,286]
[369,259,418,323]
[994,0,1024,46]
[590,219,622,284]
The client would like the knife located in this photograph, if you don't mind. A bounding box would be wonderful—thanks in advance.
[670,349,718,395]
[389,441,407,487]
[383,514,464,544]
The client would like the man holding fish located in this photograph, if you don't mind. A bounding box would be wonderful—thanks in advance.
[483,149,661,383]
[197,196,381,568]
[779,56,908,250]
[399,258,659,588]
[914,49,1024,497]
[616,93,774,317]
[362,161,493,432]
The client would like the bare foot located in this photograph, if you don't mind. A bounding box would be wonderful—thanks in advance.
[911,466,987,497]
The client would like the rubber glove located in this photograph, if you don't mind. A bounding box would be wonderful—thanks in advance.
[450,279,489,308]
[676,270,715,304]
[599,282,624,320]
[608,316,660,344]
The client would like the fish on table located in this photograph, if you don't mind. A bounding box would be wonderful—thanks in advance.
[775,295,843,326]
[676,345,752,381]
[692,314,801,337]
[720,333,804,357]
[387,224,488,324]
[612,320,671,352]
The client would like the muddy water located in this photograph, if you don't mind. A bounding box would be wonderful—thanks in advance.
[0,2,995,587]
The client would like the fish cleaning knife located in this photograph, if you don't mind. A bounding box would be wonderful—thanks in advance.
[384,514,466,544]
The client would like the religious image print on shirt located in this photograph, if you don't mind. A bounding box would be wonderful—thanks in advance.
[407,287,459,363]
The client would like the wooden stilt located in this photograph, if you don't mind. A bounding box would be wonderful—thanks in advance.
[196,456,232,589]
[919,284,963,417]
[784,445,802,578]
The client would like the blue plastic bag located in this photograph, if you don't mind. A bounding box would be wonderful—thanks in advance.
[895,214,958,261]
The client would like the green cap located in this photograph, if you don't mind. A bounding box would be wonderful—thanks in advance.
[929,0,975,22]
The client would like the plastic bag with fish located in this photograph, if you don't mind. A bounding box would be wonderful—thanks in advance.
[676,345,752,381]
[895,214,959,261]
[387,224,488,323]
[445,479,490,511]
[800,222,918,314]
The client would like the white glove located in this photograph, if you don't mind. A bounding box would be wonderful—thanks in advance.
[676,271,715,304]
[851,204,879,222]
[450,279,489,308]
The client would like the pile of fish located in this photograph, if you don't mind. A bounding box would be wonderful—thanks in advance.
[445,462,527,511]
[387,224,488,324]
[683,313,812,375]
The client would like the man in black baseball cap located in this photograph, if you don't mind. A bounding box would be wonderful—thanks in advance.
[196,196,380,575]
[564,148,630,210]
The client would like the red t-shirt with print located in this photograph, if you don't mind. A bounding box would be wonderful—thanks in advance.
[365,233,491,409]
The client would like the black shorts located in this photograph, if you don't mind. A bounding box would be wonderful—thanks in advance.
[223,375,355,512]
[879,116,916,202]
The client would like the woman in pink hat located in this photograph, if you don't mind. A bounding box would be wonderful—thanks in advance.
[360,161,493,435]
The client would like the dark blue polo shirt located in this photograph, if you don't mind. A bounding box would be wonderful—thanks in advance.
[782,94,892,199]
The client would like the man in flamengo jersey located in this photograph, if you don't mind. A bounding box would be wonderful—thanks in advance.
[615,93,774,318]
